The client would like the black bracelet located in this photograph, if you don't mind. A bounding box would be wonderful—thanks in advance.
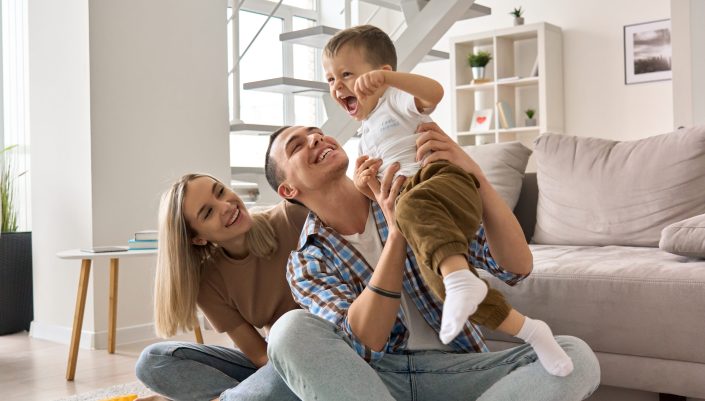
[367,284,401,299]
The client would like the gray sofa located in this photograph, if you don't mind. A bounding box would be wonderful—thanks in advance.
[480,171,705,399]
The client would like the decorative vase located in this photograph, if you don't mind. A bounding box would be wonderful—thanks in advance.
[513,17,524,26]
[525,118,537,127]
[471,66,486,81]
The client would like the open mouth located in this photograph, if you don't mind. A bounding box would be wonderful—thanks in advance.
[225,207,241,228]
[340,95,359,116]
[316,147,334,163]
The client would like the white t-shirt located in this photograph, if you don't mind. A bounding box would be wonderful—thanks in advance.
[358,87,433,178]
[341,206,451,351]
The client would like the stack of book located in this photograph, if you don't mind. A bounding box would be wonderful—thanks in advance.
[129,230,158,250]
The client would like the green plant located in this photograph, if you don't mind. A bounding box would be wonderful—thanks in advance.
[468,51,492,68]
[525,108,536,119]
[510,6,524,18]
[1,145,20,232]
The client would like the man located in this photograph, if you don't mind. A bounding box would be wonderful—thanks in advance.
[264,123,600,400]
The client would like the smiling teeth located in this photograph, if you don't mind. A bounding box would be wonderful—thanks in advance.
[318,148,332,162]
[227,208,240,227]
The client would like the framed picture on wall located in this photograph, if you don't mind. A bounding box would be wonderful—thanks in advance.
[624,19,672,85]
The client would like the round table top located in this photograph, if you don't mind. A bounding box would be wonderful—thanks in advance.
[57,248,158,260]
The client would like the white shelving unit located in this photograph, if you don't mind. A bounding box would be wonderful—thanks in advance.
[450,22,563,147]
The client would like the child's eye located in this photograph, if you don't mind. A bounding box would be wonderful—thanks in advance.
[326,77,334,83]
[342,72,352,78]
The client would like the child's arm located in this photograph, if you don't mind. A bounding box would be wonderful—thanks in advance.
[354,70,444,112]
[353,155,382,201]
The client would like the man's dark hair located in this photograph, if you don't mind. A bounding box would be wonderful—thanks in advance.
[323,25,397,71]
[264,126,304,206]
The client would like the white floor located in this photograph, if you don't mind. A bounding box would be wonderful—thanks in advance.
[0,329,231,401]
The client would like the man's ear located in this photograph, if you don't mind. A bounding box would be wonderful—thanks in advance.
[191,236,207,246]
[278,183,299,201]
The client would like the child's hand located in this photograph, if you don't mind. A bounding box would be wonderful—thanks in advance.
[354,155,382,200]
[354,70,386,101]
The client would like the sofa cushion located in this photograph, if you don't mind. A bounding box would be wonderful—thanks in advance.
[660,213,705,259]
[480,245,705,364]
[463,141,532,210]
[532,127,705,246]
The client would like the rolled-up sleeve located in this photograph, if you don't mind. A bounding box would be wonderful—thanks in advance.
[469,226,530,286]
[287,248,386,362]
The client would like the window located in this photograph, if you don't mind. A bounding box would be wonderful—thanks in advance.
[1,0,30,231]
[229,0,324,168]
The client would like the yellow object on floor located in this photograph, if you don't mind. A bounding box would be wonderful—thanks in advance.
[99,395,138,401]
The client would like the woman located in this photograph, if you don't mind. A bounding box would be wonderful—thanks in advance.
[135,173,307,401]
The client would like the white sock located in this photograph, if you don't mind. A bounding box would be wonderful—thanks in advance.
[439,269,488,344]
[516,317,574,377]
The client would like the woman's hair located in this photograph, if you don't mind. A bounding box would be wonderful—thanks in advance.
[154,173,278,338]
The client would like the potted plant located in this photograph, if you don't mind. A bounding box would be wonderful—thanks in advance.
[0,144,33,335]
[510,6,524,26]
[524,108,537,126]
[467,51,492,82]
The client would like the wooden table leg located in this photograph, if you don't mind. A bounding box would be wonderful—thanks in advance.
[66,259,92,381]
[108,258,119,354]
[194,324,204,344]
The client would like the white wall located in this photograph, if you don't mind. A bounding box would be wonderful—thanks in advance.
[414,0,673,142]
[30,0,229,348]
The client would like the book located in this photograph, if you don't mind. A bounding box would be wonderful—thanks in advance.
[81,246,129,253]
[469,108,493,132]
[134,230,158,241]
[128,239,158,250]
[496,101,516,129]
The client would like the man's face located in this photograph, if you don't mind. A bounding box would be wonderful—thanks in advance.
[270,126,348,201]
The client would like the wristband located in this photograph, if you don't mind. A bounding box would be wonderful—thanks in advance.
[367,284,401,299]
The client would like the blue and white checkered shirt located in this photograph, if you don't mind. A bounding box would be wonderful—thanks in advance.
[287,201,529,362]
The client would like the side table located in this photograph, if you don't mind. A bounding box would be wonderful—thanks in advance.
[57,249,203,381]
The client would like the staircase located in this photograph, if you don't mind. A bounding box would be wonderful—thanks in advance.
[231,0,490,203]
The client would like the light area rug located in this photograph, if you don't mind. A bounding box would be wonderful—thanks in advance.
[53,381,153,401]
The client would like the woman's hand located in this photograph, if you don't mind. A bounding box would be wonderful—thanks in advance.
[354,155,381,200]
[415,122,486,181]
[366,162,406,231]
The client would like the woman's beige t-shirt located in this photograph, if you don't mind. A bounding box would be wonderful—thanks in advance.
[197,201,308,334]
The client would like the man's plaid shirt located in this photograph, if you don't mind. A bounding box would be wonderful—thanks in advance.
[287,201,529,363]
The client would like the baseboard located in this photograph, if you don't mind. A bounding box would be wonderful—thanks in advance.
[30,320,158,350]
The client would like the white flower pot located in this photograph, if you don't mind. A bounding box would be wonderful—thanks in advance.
[513,17,524,26]
[471,67,486,80]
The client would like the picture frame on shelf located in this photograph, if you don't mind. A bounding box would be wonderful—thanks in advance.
[624,19,672,85]
[469,108,493,132]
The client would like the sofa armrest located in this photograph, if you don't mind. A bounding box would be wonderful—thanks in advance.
[512,173,537,243]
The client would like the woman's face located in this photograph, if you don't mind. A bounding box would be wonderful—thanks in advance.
[182,176,253,246]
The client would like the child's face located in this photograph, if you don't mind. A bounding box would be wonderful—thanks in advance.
[323,44,381,121]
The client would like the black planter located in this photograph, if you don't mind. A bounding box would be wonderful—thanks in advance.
[0,231,33,335]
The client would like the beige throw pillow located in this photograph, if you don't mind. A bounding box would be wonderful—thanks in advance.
[660,214,705,258]
[463,141,532,210]
[533,126,705,246]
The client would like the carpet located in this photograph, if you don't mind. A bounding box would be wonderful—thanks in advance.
[53,381,153,401]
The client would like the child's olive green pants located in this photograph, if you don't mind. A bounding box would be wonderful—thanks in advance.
[396,161,512,329]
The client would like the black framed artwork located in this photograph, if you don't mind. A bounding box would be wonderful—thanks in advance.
[624,19,672,85]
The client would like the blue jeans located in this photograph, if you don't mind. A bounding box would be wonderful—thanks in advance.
[135,341,299,401]
[268,310,601,401]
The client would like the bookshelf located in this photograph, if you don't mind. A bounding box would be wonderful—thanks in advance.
[450,22,564,147]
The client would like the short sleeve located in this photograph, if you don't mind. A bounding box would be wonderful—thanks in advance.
[387,87,434,118]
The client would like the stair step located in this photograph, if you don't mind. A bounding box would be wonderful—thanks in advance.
[279,25,449,62]
[230,123,280,136]
[243,77,328,96]
[359,0,490,19]
[279,25,339,48]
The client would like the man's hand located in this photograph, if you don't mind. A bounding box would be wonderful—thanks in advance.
[366,161,406,230]
[354,70,386,101]
[354,155,381,200]
[415,122,485,180]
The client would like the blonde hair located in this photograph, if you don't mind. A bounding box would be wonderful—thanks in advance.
[154,173,278,338]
